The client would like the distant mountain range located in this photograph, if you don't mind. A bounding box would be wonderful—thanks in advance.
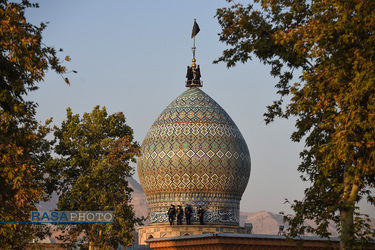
[128,176,148,219]
[239,210,340,236]
[38,177,375,237]
[128,177,375,236]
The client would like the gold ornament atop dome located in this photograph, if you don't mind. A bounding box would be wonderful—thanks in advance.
[192,58,196,69]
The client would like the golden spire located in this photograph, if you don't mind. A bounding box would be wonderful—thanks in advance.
[186,19,202,88]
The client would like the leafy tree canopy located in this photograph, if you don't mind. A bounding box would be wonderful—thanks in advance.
[0,0,70,247]
[216,0,375,249]
[52,106,143,249]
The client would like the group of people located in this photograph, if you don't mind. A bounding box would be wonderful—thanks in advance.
[168,204,205,225]
[186,65,201,85]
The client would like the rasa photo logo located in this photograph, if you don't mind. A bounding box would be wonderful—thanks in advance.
[31,211,114,223]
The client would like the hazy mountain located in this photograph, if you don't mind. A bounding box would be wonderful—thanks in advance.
[37,177,374,237]
[240,211,288,235]
[240,211,337,236]
[128,177,148,220]
[36,177,148,216]
[129,179,375,237]
[240,210,375,237]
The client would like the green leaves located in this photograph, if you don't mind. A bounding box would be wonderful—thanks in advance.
[0,108,53,247]
[0,1,72,115]
[52,106,143,248]
[0,1,73,247]
[217,0,375,248]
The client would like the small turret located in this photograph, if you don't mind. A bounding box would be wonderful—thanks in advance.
[186,62,202,87]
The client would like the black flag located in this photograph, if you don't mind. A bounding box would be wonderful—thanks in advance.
[191,20,200,38]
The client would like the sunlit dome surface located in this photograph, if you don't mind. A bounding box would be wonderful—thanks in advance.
[138,87,251,225]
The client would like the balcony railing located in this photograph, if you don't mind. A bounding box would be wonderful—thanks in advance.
[185,80,203,87]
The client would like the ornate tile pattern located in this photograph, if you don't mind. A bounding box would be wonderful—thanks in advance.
[138,87,251,225]
[146,192,241,224]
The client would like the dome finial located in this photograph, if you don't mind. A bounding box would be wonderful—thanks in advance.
[186,19,202,88]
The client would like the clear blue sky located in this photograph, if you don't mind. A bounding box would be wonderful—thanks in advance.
[26,0,374,218]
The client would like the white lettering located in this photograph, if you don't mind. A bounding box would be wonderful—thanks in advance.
[70,213,77,221]
[86,213,94,221]
[104,212,113,222]
[78,213,85,221]
[96,213,104,221]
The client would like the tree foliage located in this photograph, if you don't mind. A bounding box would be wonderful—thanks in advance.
[216,0,375,249]
[51,106,143,249]
[0,0,70,247]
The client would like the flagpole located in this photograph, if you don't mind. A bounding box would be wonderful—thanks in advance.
[193,36,196,59]
[192,18,196,62]
[192,19,197,70]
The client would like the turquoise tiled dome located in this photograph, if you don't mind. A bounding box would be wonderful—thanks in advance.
[138,87,251,225]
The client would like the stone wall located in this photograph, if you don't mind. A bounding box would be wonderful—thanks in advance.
[145,233,375,250]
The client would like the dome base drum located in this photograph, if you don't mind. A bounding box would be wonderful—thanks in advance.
[147,192,242,225]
